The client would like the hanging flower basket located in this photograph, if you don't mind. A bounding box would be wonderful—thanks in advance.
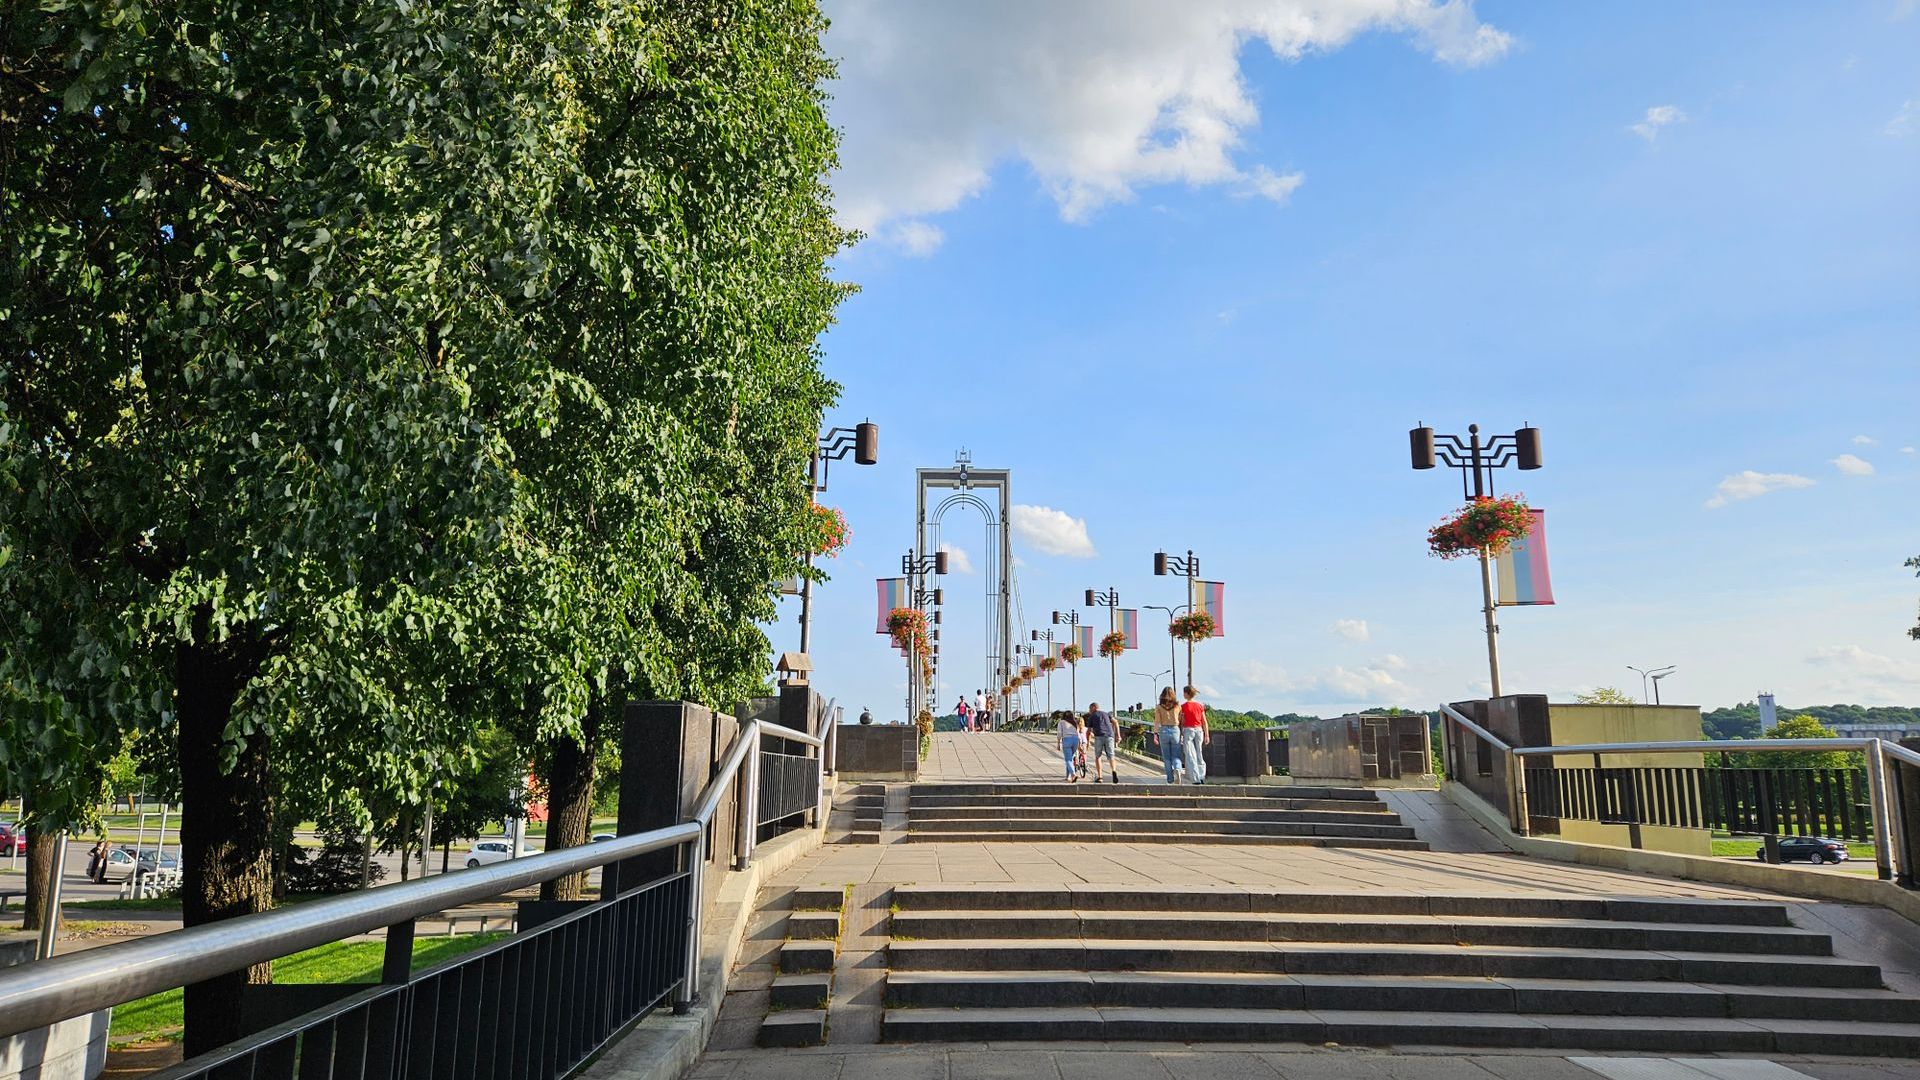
[1427,495,1532,560]
[887,607,927,651]
[1169,611,1215,642]
[1019,665,1036,682]
[1098,631,1127,659]
[807,504,851,558]
[1061,644,1083,664]
[1039,656,1059,673]
[1009,676,1024,690]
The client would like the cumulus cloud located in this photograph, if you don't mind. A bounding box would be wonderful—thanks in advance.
[1333,618,1371,642]
[1904,446,1918,455]
[1629,104,1687,141]
[1221,658,1409,702]
[1807,644,1920,698]
[1808,644,1904,675]
[1009,504,1098,558]
[1887,99,1917,138]
[1704,470,1815,508]
[1852,434,1877,446]
[882,220,946,256]
[823,0,1512,235]
[937,541,976,575]
[1831,453,1875,477]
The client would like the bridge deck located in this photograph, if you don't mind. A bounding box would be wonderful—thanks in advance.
[922,729,1090,781]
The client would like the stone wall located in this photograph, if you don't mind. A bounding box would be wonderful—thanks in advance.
[837,724,918,779]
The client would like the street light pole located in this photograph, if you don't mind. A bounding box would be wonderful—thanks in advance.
[1053,611,1082,713]
[900,546,948,720]
[1143,604,1186,696]
[1087,588,1121,722]
[1153,550,1203,688]
[1409,422,1543,698]
[801,421,878,656]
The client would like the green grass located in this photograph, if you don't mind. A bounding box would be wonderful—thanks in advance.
[109,933,505,1043]
[67,896,184,911]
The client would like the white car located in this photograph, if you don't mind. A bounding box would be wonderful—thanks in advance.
[464,840,514,868]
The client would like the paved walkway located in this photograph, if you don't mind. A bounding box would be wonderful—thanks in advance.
[923,729,1092,781]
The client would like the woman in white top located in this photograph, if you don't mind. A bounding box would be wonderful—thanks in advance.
[1056,712,1085,782]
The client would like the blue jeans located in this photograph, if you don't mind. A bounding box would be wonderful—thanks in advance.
[1060,735,1082,779]
[1157,728,1182,784]
[1181,726,1207,784]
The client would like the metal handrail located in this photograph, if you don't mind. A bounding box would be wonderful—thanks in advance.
[1438,703,1513,752]
[0,822,700,1040]
[1513,737,1886,757]
[1888,741,1920,768]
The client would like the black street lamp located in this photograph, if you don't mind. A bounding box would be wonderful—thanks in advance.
[1031,629,1060,716]
[1408,422,1543,697]
[898,546,947,720]
[1051,611,1082,713]
[1141,604,1185,697]
[1153,549,1203,689]
[799,420,878,656]
[1086,588,1122,722]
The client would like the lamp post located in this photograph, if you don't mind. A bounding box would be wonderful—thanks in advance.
[1142,603,1186,694]
[1016,643,1040,716]
[1153,550,1203,688]
[1409,422,1543,697]
[1651,667,1676,705]
[1032,629,1059,717]
[900,547,948,719]
[1087,587,1121,724]
[801,421,878,656]
[1133,669,1172,706]
[1053,611,1082,713]
[1629,664,1677,705]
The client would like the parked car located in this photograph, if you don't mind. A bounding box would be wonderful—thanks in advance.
[465,840,515,868]
[134,849,180,876]
[590,833,617,843]
[0,824,25,857]
[1757,836,1850,864]
[100,846,140,882]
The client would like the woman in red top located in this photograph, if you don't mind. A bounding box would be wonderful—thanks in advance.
[1178,685,1208,785]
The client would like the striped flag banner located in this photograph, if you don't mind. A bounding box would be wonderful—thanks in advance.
[1497,510,1555,606]
[1190,579,1226,637]
[1119,608,1140,650]
[1077,624,1098,657]
[1048,642,1062,661]
[875,577,910,632]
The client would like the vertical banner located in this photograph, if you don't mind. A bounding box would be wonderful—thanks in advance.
[1119,608,1140,649]
[1190,579,1226,636]
[1048,642,1062,661]
[875,577,910,632]
[1077,624,1098,657]
[1496,510,1554,606]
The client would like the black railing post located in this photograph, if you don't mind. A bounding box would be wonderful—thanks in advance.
[1757,771,1781,864]
[382,920,416,985]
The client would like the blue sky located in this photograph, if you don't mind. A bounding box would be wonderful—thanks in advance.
[769,1,1920,720]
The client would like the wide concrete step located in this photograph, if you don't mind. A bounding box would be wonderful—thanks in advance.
[887,886,1795,926]
[905,817,1418,840]
[887,910,1832,954]
[908,795,1391,814]
[910,782,1377,800]
[885,970,1920,1022]
[886,939,1883,987]
[907,805,1402,824]
[880,1006,1920,1055]
[900,831,1429,849]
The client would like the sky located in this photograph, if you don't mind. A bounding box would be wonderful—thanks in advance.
[766,1,1920,721]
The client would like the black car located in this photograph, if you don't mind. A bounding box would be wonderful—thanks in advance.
[1756,836,1850,864]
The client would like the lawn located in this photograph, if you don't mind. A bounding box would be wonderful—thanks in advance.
[109,933,505,1043]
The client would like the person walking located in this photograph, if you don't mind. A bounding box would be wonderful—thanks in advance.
[980,697,994,732]
[1056,710,1085,782]
[87,838,107,883]
[1152,687,1183,784]
[955,696,973,733]
[1179,685,1209,785]
[1084,702,1119,783]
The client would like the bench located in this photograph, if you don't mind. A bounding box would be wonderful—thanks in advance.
[0,888,25,911]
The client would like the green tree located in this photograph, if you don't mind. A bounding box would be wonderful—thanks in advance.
[1574,687,1636,704]
[1738,714,1862,771]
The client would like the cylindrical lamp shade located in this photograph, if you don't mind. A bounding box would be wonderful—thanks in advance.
[1515,425,1542,470]
[855,421,879,466]
[934,550,949,575]
[1084,589,1097,607]
[1409,426,1436,470]
[932,588,943,606]
[1153,552,1169,576]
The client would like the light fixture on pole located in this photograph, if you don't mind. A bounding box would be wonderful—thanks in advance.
[1142,603,1185,696]
[800,420,877,656]
[1033,629,1059,717]
[1086,587,1122,725]
[1052,611,1083,713]
[1153,549,1202,688]
[1628,664,1677,705]
[1409,421,1543,697]
[1651,667,1676,705]
[899,546,948,719]
[1133,669,1172,709]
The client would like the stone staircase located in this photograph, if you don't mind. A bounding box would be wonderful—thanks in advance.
[876,885,1920,1054]
[903,782,1426,848]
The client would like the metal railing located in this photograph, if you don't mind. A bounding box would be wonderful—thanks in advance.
[1439,703,1919,887]
[0,700,838,1078]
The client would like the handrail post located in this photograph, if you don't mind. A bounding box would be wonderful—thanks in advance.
[676,831,705,1014]
[1511,750,1531,837]
[1867,739,1894,882]
[737,728,762,870]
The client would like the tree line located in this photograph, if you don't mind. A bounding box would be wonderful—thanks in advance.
[2,1,847,1054]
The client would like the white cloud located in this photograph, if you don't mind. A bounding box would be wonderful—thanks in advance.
[1009,504,1097,558]
[1852,434,1877,446]
[1903,446,1918,455]
[1807,645,1920,698]
[1380,654,1408,670]
[1887,99,1917,138]
[937,541,976,575]
[1629,104,1687,141]
[1704,470,1815,508]
[1221,658,1409,703]
[1808,644,1900,673]
[882,219,945,256]
[1332,618,1371,642]
[824,0,1512,236]
[1831,453,1875,477]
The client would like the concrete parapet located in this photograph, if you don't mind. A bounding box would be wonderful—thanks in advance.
[837,724,918,779]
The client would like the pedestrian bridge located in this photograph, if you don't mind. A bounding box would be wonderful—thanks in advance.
[2,704,1918,1080]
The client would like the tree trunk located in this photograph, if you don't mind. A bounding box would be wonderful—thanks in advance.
[21,829,58,932]
[538,691,606,901]
[176,634,274,1059]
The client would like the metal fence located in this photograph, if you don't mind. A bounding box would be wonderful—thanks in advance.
[0,704,835,1078]
[1438,703,1919,886]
